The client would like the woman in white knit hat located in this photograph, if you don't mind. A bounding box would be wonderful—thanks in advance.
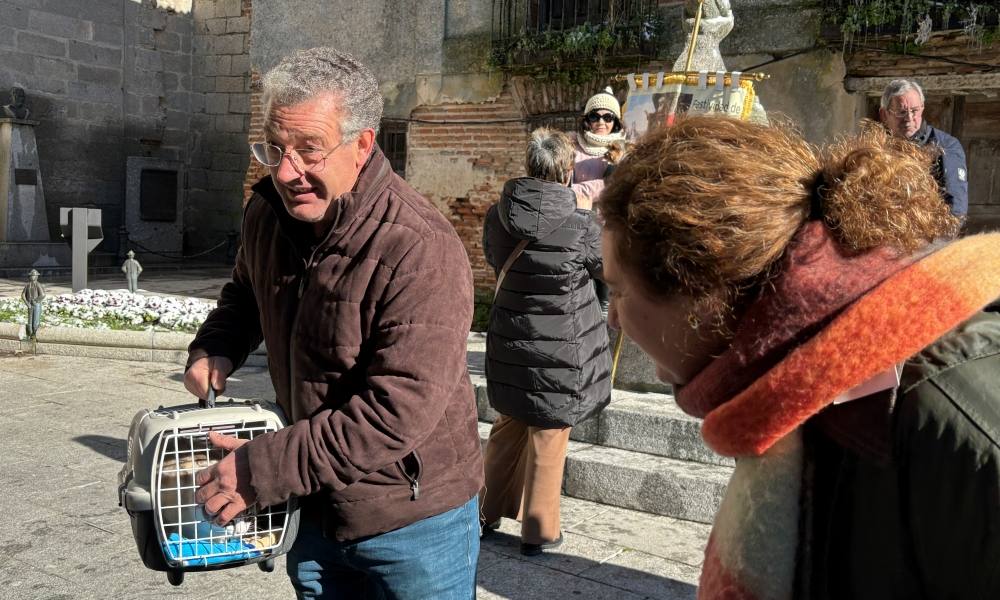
[572,86,626,314]
[571,86,626,211]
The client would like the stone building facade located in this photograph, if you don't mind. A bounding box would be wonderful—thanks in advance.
[7,0,995,275]
[244,0,875,293]
[0,0,252,259]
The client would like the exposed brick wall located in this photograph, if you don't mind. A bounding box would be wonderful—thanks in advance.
[243,69,267,202]
[408,87,527,293]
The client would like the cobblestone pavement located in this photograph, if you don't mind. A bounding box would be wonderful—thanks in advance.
[0,352,706,599]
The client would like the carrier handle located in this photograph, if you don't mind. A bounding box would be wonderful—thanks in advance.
[199,387,218,409]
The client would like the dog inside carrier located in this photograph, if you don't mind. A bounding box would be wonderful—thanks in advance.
[118,392,299,586]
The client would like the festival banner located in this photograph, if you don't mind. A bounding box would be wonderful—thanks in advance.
[622,71,758,140]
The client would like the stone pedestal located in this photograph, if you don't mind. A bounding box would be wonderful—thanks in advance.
[0,118,49,242]
[611,328,672,394]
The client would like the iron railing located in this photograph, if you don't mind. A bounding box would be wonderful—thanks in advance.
[490,0,661,68]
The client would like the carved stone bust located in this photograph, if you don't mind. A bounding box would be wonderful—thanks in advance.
[2,87,30,120]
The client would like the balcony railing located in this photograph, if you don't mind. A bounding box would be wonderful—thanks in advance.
[490,0,662,72]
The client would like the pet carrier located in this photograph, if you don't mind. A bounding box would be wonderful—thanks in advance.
[118,391,299,586]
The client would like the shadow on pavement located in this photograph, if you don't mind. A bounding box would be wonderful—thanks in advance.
[479,530,698,600]
[74,434,128,462]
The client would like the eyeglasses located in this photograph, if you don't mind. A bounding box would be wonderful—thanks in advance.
[250,141,344,173]
[887,106,923,119]
[586,112,616,124]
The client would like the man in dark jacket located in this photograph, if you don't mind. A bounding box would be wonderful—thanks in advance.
[184,48,483,598]
[879,79,968,219]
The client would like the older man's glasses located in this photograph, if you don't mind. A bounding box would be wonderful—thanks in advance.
[586,112,616,124]
[250,142,341,173]
[887,106,923,119]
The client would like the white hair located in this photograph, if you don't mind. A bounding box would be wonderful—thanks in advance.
[880,79,925,109]
[262,47,383,139]
[525,128,575,183]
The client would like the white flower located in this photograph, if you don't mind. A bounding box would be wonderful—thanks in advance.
[1,290,214,332]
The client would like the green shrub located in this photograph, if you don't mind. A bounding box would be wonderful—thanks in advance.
[472,290,492,332]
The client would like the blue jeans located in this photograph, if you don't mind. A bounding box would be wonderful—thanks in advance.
[287,496,479,599]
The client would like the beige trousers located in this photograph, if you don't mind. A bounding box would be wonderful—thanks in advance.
[479,414,571,544]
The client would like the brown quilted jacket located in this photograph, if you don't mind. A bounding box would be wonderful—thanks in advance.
[188,149,483,541]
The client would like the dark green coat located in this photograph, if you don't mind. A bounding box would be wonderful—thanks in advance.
[800,310,1000,598]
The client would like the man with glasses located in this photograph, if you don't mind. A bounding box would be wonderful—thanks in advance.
[184,47,483,598]
[879,79,968,219]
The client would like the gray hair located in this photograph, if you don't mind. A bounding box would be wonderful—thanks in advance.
[262,47,383,139]
[525,127,575,183]
[880,79,925,109]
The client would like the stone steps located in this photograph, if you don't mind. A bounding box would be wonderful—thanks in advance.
[476,420,731,525]
[469,334,734,523]
[472,375,732,468]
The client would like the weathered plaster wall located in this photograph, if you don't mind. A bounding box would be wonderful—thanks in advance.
[730,50,863,143]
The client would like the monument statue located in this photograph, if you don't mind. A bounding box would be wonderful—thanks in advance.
[612,0,770,392]
[671,0,732,74]
[669,0,768,125]
[122,249,143,293]
[2,87,30,120]
[21,269,45,339]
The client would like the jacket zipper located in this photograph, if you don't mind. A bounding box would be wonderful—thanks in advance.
[396,450,422,501]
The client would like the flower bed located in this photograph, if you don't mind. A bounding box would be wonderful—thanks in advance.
[0,289,214,333]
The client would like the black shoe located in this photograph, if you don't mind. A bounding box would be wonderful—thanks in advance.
[480,519,501,538]
[520,533,564,556]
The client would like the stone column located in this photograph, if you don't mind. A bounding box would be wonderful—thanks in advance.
[0,118,49,242]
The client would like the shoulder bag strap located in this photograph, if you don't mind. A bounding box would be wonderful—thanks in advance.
[494,239,530,299]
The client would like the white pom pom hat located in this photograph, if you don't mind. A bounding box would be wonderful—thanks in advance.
[583,86,622,120]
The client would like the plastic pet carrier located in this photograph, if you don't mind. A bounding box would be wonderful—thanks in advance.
[118,392,299,586]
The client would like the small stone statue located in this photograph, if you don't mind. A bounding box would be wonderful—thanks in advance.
[21,269,45,339]
[2,87,30,120]
[122,249,143,293]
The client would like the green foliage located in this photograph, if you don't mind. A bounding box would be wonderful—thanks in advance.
[472,290,492,333]
[488,11,664,85]
[824,0,998,47]
[0,305,18,323]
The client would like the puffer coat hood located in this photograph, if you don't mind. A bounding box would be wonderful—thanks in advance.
[496,177,578,241]
[482,177,612,428]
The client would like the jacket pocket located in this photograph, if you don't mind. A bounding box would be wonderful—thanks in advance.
[395,449,423,501]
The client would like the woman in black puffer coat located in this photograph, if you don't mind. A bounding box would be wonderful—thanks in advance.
[480,128,612,556]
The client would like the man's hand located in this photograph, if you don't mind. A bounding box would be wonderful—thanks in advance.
[184,356,234,400]
[195,431,257,525]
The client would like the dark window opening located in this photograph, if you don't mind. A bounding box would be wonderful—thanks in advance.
[140,169,178,222]
[378,122,408,177]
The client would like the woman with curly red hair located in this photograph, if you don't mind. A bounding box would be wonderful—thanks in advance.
[599,114,1000,599]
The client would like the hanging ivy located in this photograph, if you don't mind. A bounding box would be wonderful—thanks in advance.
[824,0,999,48]
[488,12,665,85]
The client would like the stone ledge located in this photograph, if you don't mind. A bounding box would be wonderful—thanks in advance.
[36,326,153,348]
[0,324,269,366]
[477,421,730,524]
[473,378,731,467]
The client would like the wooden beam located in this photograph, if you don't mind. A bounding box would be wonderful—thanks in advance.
[845,73,1000,94]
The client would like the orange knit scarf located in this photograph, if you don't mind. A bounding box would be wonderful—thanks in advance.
[676,225,1000,600]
